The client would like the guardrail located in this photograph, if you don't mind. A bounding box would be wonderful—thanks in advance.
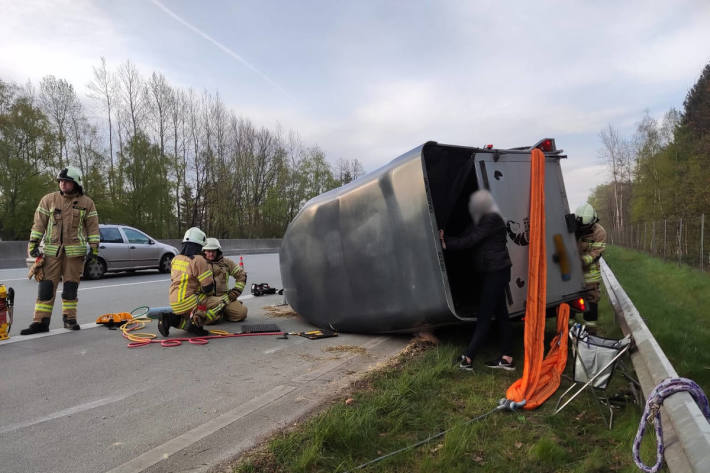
[0,239,282,269]
[601,259,710,473]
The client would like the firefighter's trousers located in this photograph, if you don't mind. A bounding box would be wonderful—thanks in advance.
[33,253,84,322]
[202,296,248,325]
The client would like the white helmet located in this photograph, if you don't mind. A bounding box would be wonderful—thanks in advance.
[575,203,598,226]
[182,227,207,246]
[203,238,221,251]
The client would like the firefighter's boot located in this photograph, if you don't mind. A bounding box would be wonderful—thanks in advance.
[20,317,50,335]
[185,321,209,337]
[158,313,180,337]
[63,315,80,330]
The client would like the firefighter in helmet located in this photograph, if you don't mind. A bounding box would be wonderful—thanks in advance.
[160,227,227,336]
[21,166,100,334]
[201,238,248,323]
[575,202,607,327]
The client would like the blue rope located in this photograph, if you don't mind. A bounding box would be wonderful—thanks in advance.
[632,377,710,473]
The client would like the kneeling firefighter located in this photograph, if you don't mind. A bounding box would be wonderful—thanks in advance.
[160,227,220,337]
[202,238,248,323]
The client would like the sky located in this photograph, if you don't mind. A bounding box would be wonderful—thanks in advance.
[2,0,709,210]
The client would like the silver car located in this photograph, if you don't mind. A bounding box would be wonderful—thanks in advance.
[82,224,178,279]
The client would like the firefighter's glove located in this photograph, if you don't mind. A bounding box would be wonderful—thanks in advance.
[191,305,207,327]
[28,241,41,258]
[28,257,45,281]
[91,245,99,256]
[227,288,241,302]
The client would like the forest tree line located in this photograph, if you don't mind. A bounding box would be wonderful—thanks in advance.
[0,58,364,241]
[590,62,710,251]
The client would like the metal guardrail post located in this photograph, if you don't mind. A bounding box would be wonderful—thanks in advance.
[600,258,710,473]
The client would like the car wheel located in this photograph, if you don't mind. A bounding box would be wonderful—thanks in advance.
[159,253,174,273]
[84,258,106,280]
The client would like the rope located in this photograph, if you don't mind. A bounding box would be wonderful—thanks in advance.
[117,306,284,348]
[632,377,710,473]
[342,399,525,473]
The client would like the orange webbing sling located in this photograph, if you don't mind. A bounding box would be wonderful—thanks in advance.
[505,148,570,410]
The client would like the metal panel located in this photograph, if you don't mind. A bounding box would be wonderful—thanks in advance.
[473,152,585,315]
[280,145,453,333]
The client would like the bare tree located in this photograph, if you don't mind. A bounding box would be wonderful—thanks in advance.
[600,124,633,233]
[145,71,172,157]
[87,57,116,194]
[39,75,77,168]
[117,60,145,138]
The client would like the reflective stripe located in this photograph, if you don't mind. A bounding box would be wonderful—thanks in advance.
[170,294,197,313]
[178,273,188,301]
[30,231,44,239]
[197,269,213,282]
[43,207,55,250]
[172,260,189,271]
[65,245,88,256]
[36,206,51,216]
[87,234,100,243]
[35,303,53,313]
[234,282,245,291]
[62,301,78,309]
[76,208,86,248]
[87,210,98,218]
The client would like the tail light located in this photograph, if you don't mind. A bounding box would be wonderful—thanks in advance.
[570,297,586,312]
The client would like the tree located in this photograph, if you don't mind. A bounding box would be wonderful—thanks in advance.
[39,75,78,168]
[87,57,117,195]
[599,124,633,235]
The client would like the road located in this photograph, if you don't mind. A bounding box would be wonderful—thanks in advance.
[0,253,409,473]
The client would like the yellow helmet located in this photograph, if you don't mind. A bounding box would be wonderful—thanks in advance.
[203,238,221,251]
[182,227,207,246]
[575,203,598,226]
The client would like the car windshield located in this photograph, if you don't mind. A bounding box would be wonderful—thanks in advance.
[124,228,150,244]
[100,227,123,243]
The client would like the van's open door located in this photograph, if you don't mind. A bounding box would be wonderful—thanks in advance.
[472,150,585,316]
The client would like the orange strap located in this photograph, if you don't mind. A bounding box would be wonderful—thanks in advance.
[505,149,570,410]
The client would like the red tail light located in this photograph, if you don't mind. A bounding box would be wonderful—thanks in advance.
[539,139,553,152]
[485,144,494,149]
[570,297,586,312]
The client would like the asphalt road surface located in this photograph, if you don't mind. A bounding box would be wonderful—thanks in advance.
[0,253,410,473]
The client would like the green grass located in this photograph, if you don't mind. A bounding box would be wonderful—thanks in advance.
[233,245,710,472]
[603,245,710,393]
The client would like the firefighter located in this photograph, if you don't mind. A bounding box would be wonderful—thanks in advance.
[201,238,248,323]
[159,227,221,337]
[20,166,100,334]
[575,202,607,327]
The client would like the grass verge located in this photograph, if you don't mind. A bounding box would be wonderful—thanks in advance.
[234,245,710,472]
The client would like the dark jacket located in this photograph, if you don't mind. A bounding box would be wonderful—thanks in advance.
[445,213,512,272]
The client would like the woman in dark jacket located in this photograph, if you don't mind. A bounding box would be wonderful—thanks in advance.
[440,189,514,371]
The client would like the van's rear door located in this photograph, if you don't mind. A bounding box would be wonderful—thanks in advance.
[472,151,586,316]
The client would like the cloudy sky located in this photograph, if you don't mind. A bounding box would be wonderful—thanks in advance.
[2,0,709,209]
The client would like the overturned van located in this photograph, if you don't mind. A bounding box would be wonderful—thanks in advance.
[279,139,586,333]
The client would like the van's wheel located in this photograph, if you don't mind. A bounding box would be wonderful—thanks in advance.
[84,258,106,280]
[159,254,174,273]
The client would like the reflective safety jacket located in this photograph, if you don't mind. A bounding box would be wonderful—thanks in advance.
[169,254,214,314]
[30,191,99,257]
[577,223,607,284]
[207,257,247,297]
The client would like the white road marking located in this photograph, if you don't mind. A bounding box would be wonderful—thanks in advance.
[0,390,143,435]
[104,384,296,473]
[0,325,98,345]
[0,277,32,282]
[79,279,169,291]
